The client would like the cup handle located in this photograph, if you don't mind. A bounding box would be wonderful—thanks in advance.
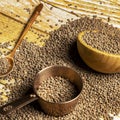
[0,94,39,115]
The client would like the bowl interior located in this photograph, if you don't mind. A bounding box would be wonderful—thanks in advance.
[78,30,120,57]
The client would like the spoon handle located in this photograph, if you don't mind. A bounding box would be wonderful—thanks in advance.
[10,3,43,57]
[0,94,38,115]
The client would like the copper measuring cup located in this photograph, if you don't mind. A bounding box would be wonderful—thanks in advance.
[0,66,83,116]
[0,3,43,78]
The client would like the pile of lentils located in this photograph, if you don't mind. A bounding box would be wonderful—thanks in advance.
[0,17,120,120]
[36,76,78,103]
[0,58,11,75]
[83,31,120,54]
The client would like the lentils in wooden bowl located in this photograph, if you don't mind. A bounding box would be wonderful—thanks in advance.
[77,30,120,73]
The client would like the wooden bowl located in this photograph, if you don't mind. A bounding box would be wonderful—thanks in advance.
[77,31,120,73]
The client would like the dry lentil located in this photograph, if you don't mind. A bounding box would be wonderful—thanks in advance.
[108,16,110,22]
[36,76,78,103]
[39,20,42,22]
[68,4,72,6]
[83,31,120,54]
[49,25,53,28]
[50,7,53,10]
[34,20,39,24]
[67,19,70,22]
[99,1,103,4]
[47,19,50,22]
[55,23,58,26]
[0,17,119,120]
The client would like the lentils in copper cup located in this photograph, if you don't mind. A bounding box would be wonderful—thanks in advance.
[33,65,83,116]
[36,76,78,103]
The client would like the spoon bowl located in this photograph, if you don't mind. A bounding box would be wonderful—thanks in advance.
[0,56,14,77]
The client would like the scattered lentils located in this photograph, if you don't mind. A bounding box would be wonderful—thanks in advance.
[0,17,119,120]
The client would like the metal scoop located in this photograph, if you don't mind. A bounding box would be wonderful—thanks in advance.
[0,66,83,116]
[0,3,43,78]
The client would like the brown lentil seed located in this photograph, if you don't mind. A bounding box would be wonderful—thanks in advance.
[49,25,53,28]
[68,4,72,6]
[47,19,50,22]
[108,16,110,22]
[50,7,53,10]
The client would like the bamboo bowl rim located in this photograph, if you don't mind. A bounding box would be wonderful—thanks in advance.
[78,30,120,58]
